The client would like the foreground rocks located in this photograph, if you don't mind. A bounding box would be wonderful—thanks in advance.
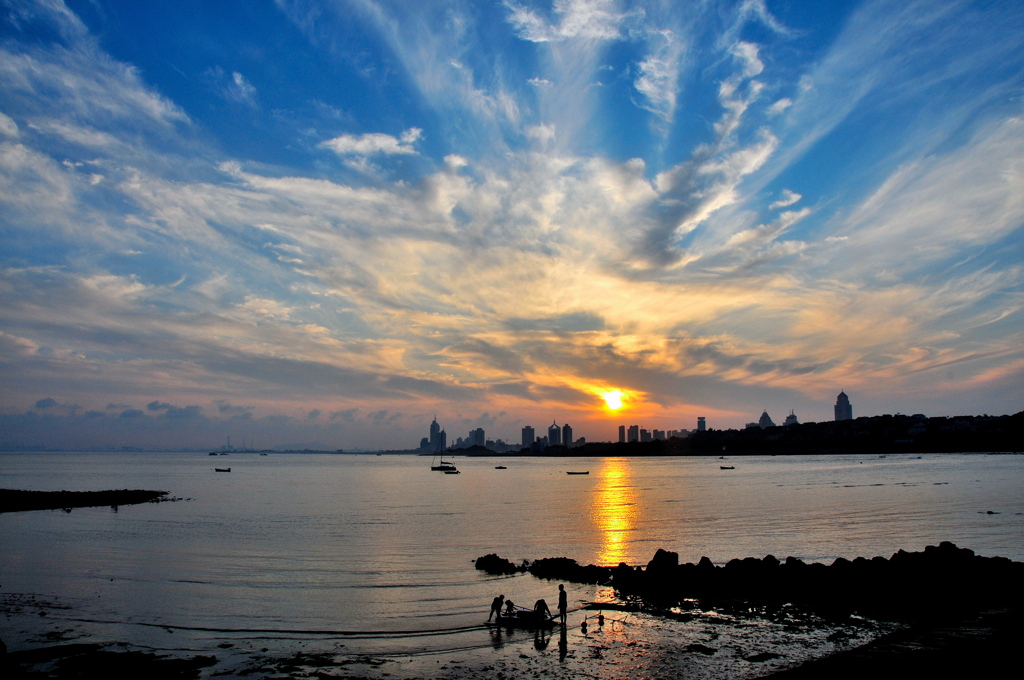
[0,489,170,513]
[476,542,1024,620]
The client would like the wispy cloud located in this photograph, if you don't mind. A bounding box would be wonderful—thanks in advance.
[320,127,422,156]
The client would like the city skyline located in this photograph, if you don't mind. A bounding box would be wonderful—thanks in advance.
[1,1,1022,451]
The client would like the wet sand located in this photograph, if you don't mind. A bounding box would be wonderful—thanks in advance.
[5,611,1015,680]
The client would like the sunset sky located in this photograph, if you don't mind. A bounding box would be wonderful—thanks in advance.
[1,0,1022,451]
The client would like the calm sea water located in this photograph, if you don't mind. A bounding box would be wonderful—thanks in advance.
[2,452,1022,677]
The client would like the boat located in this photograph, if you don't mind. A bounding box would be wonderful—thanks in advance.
[215,467,231,472]
[566,471,589,475]
[444,469,460,475]
[495,465,507,469]
[430,454,458,472]
[720,465,734,470]
[490,607,556,629]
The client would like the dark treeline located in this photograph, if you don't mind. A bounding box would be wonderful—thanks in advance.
[475,542,1024,622]
[467,411,1023,457]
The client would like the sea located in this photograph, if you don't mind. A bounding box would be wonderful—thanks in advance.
[2,451,1022,679]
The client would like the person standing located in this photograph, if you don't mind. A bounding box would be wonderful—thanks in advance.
[488,594,504,622]
[557,584,567,626]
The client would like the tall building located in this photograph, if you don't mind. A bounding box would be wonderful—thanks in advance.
[835,391,853,421]
[562,423,573,448]
[548,421,561,446]
[618,425,625,443]
[783,410,799,426]
[759,411,775,428]
[640,428,652,442]
[697,416,706,432]
[470,427,485,447]
[627,424,639,442]
[522,425,535,447]
[429,417,444,452]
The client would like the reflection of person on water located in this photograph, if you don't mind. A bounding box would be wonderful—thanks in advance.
[557,584,567,625]
[488,594,505,621]
[533,598,551,618]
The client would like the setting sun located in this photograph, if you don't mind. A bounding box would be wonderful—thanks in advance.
[602,390,624,411]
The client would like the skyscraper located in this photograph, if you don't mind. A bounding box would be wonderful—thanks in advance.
[697,417,706,432]
[835,391,853,421]
[548,421,561,446]
[429,417,443,452]
[627,424,639,442]
[522,425,535,447]
[562,423,572,447]
[618,425,625,443]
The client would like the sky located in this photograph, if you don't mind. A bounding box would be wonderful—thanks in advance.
[1,0,1022,451]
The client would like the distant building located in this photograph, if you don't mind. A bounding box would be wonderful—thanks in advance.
[522,425,535,447]
[470,427,485,447]
[835,391,853,421]
[697,416,706,432]
[627,424,639,443]
[652,429,665,441]
[640,428,652,442]
[420,437,429,449]
[618,425,625,443]
[548,421,561,446]
[429,417,442,451]
[667,429,689,439]
[759,411,775,428]
[784,411,799,426]
[562,423,572,448]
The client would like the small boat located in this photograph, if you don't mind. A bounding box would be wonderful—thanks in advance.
[215,467,231,472]
[490,608,556,629]
[444,469,460,475]
[566,471,589,475]
[430,454,458,472]
[720,465,734,470]
[495,465,507,469]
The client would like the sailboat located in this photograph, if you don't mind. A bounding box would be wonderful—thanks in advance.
[430,454,458,473]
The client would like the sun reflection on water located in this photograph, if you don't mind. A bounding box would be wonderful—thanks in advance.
[591,457,638,566]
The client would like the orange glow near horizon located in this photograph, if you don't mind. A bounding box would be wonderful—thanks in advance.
[592,458,637,566]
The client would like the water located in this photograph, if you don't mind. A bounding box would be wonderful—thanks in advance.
[2,452,1022,678]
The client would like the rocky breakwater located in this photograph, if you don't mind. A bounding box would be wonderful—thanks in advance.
[475,542,1024,621]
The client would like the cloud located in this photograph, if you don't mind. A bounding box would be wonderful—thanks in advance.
[769,189,801,210]
[35,396,57,409]
[0,112,19,137]
[147,400,171,411]
[504,0,638,42]
[320,128,422,156]
[119,409,144,418]
[634,30,686,125]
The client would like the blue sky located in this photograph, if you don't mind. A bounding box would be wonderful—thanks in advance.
[1,0,1022,450]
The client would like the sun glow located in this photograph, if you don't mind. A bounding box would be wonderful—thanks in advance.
[602,390,624,410]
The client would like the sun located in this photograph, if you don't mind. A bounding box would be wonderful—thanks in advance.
[602,390,624,411]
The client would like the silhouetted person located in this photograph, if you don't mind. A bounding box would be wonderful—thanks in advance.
[505,598,517,616]
[580,618,588,635]
[557,583,567,626]
[488,594,504,622]
[534,598,551,618]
